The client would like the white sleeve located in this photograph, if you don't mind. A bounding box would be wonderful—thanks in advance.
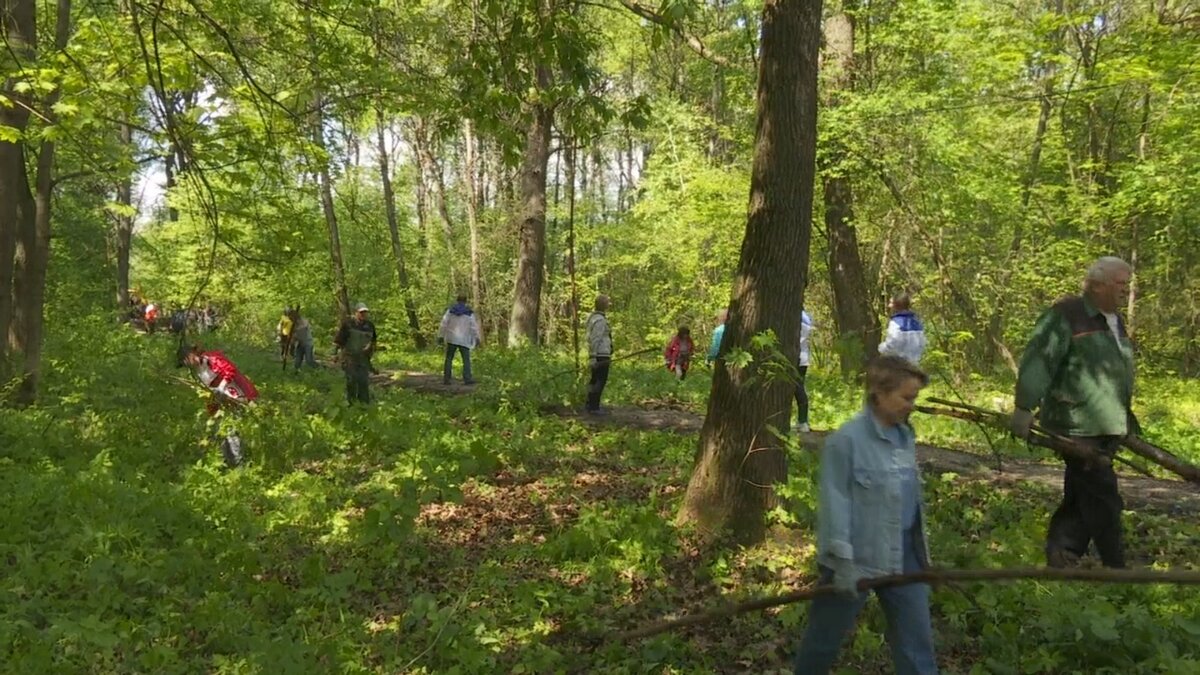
[879,320,901,355]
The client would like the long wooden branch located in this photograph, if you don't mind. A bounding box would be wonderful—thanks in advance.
[615,566,1200,641]
[919,398,1200,485]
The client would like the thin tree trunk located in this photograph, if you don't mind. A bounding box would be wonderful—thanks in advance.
[1128,90,1151,335]
[462,119,484,337]
[566,143,581,375]
[412,137,431,280]
[376,109,426,348]
[314,100,350,320]
[823,2,878,377]
[985,0,1062,373]
[413,119,458,291]
[115,121,134,311]
[679,0,822,544]
[507,64,553,348]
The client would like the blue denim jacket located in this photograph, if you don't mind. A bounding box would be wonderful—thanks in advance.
[816,407,931,577]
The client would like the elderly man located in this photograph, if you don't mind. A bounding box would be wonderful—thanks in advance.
[1010,256,1135,569]
[585,295,613,415]
[335,302,378,404]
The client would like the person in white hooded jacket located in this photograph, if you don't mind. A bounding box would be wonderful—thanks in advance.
[439,294,481,385]
[879,293,928,365]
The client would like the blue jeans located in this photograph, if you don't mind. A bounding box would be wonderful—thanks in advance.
[293,341,316,369]
[794,538,936,675]
[443,344,473,383]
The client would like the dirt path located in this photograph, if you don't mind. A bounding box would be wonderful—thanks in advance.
[545,404,1200,514]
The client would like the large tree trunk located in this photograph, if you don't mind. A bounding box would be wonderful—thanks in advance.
[0,0,37,382]
[507,64,553,348]
[115,121,134,311]
[823,2,878,377]
[376,109,426,349]
[679,0,822,544]
[9,0,70,404]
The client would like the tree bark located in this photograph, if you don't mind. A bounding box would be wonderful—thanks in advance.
[0,0,37,381]
[115,121,135,312]
[822,2,879,377]
[10,0,70,404]
[313,99,350,320]
[566,143,581,374]
[376,109,426,349]
[462,118,484,319]
[412,118,458,292]
[679,0,822,544]
[507,64,553,348]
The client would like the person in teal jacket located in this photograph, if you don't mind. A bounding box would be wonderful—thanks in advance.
[707,309,728,365]
[1010,256,1135,569]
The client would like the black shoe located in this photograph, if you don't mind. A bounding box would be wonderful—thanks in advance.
[463,379,476,385]
[1046,547,1080,568]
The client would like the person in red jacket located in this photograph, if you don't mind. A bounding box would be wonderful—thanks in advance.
[663,326,696,381]
[181,345,258,467]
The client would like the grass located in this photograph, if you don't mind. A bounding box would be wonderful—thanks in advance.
[1,324,1198,673]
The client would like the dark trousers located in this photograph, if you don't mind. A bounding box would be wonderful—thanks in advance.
[344,360,371,404]
[586,357,611,411]
[794,365,809,425]
[1047,437,1125,568]
[443,344,473,383]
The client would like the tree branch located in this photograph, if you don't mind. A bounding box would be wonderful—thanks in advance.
[615,566,1200,641]
[614,0,731,68]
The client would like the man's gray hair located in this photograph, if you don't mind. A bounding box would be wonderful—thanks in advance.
[1086,256,1131,283]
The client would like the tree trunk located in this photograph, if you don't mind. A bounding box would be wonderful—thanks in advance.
[984,0,1061,372]
[0,0,37,382]
[314,100,351,320]
[413,118,458,291]
[823,2,878,377]
[566,142,581,373]
[376,109,426,348]
[462,119,484,318]
[507,65,553,348]
[8,0,70,404]
[679,0,822,544]
[115,121,134,311]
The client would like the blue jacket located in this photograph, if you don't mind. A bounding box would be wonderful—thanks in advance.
[816,407,931,578]
[707,323,726,363]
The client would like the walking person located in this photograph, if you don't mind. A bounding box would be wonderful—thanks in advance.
[1010,256,1135,569]
[585,295,613,415]
[793,355,937,675]
[439,294,481,385]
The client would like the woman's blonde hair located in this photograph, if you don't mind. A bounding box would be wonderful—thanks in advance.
[866,354,929,402]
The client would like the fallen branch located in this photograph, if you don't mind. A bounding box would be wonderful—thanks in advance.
[1123,435,1200,484]
[615,566,1200,641]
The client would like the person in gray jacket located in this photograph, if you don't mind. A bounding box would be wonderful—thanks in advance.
[585,295,613,415]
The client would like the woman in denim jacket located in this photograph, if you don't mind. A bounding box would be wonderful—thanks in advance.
[794,355,937,675]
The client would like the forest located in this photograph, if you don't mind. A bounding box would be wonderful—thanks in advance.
[2,0,1199,672]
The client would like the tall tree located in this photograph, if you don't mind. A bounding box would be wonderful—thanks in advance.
[376,110,426,348]
[3,0,72,403]
[508,61,554,347]
[679,0,822,544]
[823,0,879,377]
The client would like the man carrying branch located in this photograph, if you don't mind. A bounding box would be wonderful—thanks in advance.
[1010,256,1135,569]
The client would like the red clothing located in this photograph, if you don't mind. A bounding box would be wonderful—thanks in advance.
[664,335,695,371]
[198,350,259,402]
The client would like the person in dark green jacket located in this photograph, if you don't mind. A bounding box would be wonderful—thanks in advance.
[334,302,378,404]
[1010,256,1134,569]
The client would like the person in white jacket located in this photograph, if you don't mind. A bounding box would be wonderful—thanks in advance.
[439,294,481,385]
[879,293,928,365]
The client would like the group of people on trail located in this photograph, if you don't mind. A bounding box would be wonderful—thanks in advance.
[277,305,317,371]
[793,256,1138,675]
